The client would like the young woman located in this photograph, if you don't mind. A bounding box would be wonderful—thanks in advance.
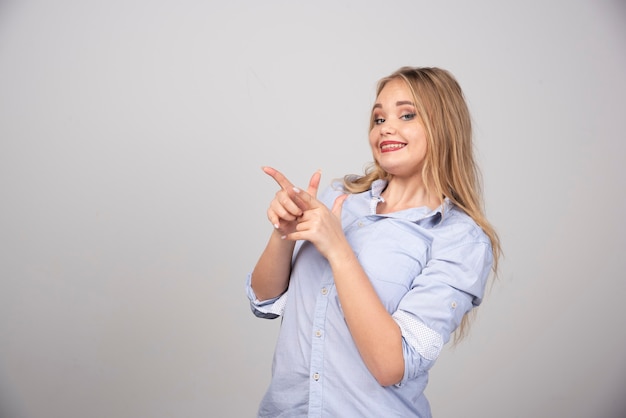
[246,66,501,417]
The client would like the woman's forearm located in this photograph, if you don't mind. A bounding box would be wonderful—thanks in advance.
[328,245,405,387]
[250,229,296,301]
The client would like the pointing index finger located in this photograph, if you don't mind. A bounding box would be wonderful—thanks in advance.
[262,166,294,191]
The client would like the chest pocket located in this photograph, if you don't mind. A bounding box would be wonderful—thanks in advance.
[348,218,432,312]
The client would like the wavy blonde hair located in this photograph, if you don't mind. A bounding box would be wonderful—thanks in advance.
[343,66,501,341]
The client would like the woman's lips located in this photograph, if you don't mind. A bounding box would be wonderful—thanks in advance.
[380,141,407,153]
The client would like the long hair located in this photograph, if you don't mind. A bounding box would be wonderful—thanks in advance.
[343,66,501,341]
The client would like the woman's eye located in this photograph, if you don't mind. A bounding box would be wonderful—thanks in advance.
[374,117,385,125]
[400,113,416,121]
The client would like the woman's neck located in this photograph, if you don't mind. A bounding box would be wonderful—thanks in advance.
[377,177,441,214]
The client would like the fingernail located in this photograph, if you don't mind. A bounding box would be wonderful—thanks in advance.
[273,223,280,229]
[293,187,300,193]
[280,235,287,240]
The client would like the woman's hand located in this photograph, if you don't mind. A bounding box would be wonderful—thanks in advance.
[263,166,319,237]
[263,166,348,260]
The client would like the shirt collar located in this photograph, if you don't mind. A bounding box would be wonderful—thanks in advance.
[369,179,452,225]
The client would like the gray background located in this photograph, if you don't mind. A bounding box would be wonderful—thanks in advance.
[1,0,625,417]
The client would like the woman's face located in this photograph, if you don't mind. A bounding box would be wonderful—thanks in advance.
[369,78,428,181]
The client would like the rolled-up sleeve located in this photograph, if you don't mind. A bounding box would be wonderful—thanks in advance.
[245,272,289,319]
[392,231,493,385]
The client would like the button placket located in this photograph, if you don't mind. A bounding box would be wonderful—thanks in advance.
[308,283,332,415]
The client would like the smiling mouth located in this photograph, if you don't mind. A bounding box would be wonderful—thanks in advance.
[380,143,406,152]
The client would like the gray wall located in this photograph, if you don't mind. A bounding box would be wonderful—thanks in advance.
[1,1,624,417]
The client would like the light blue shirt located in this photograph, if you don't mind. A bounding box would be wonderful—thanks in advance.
[246,180,493,418]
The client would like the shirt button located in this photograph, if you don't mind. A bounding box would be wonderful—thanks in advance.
[313,372,320,381]
[315,330,322,338]
[321,287,328,295]
[357,221,364,227]
[451,301,457,309]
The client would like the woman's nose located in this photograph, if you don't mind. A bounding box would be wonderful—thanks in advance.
[381,122,396,135]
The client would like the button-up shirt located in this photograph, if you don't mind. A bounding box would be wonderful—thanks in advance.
[246,180,493,417]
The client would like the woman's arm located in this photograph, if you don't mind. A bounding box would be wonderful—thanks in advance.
[286,182,405,387]
[326,242,405,386]
[250,167,322,301]
[250,229,296,301]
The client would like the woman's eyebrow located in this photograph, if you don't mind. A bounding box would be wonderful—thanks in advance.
[372,101,415,110]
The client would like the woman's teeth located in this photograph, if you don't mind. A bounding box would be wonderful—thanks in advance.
[381,143,406,151]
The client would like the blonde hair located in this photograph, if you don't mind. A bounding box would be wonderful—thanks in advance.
[344,66,501,341]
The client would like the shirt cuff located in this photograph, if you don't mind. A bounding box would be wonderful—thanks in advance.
[392,310,443,385]
[245,273,288,319]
